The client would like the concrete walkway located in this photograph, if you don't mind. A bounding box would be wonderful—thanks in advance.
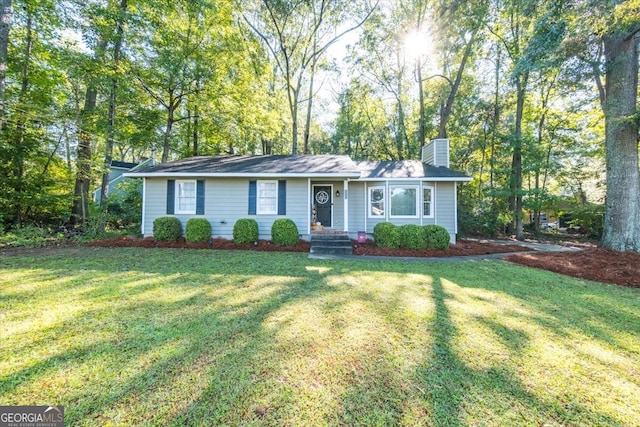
[308,239,584,262]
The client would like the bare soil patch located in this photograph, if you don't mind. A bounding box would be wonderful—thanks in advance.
[505,249,640,288]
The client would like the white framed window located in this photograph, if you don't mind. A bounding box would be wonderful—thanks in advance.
[423,186,434,218]
[175,180,196,214]
[390,185,418,218]
[368,186,385,218]
[257,180,278,214]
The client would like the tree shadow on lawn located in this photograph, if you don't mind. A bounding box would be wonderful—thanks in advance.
[0,261,340,425]
[412,277,625,426]
[1,250,638,425]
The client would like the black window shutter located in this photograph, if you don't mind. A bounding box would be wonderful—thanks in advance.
[166,180,175,214]
[248,180,257,215]
[196,180,205,215]
[278,180,286,215]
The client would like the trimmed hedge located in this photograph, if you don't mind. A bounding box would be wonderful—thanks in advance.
[373,222,400,248]
[398,224,427,250]
[153,216,182,241]
[271,218,299,246]
[423,224,450,250]
[185,218,211,243]
[233,218,259,244]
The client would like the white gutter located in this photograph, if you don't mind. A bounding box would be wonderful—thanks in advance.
[124,172,361,179]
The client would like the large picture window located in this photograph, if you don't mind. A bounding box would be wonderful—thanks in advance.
[368,186,385,217]
[257,180,278,214]
[390,186,418,217]
[175,180,196,214]
[423,186,434,218]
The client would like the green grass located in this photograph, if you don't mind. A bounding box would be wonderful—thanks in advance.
[1,248,639,426]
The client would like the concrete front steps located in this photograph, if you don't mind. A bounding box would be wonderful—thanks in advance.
[309,233,353,256]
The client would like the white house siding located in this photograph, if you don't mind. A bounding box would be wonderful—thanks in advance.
[143,177,310,240]
[434,181,456,242]
[346,179,457,243]
[347,181,366,233]
[434,139,450,168]
[142,178,167,236]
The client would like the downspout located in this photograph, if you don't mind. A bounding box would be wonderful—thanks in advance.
[141,177,147,236]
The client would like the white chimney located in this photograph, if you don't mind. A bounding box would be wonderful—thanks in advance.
[421,138,450,167]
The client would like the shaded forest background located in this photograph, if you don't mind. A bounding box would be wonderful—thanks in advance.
[0,0,638,251]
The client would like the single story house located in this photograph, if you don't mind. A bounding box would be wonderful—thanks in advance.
[93,158,155,203]
[125,139,471,243]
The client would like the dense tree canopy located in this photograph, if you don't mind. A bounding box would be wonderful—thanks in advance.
[0,0,638,252]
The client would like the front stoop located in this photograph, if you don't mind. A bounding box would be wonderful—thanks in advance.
[310,233,353,256]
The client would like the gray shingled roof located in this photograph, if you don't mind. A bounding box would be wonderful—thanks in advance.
[125,155,470,181]
[355,160,471,180]
[127,155,361,177]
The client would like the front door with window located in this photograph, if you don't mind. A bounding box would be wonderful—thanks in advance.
[313,185,332,227]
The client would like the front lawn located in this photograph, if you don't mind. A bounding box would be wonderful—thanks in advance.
[1,248,638,426]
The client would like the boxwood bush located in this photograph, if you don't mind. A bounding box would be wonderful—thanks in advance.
[233,218,259,244]
[271,218,299,246]
[185,218,211,243]
[423,224,450,250]
[373,222,400,248]
[398,224,427,250]
[153,216,182,241]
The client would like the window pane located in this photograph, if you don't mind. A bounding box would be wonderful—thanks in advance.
[423,188,432,216]
[177,181,196,213]
[369,187,384,216]
[391,187,416,216]
[257,181,277,214]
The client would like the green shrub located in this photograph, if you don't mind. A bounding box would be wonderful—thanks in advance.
[233,218,259,244]
[373,222,400,248]
[567,205,605,237]
[423,225,450,250]
[271,218,299,246]
[0,225,51,248]
[153,216,182,241]
[398,224,426,250]
[185,218,211,243]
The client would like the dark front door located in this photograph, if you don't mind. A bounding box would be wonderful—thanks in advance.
[313,185,332,227]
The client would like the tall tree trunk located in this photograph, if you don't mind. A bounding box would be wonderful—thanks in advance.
[438,30,476,138]
[601,33,640,252]
[161,94,179,163]
[100,0,128,207]
[0,0,10,130]
[490,45,500,197]
[509,72,528,239]
[71,37,108,226]
[303,37,318,155]
[192,105,199,156]
[416,60,426,147]
[12,10,32,226]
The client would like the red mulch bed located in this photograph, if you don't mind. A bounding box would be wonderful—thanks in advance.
[505,249,640,288]
[88,236,311,252]
[88,236,529,257]
[352,240,530,257]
